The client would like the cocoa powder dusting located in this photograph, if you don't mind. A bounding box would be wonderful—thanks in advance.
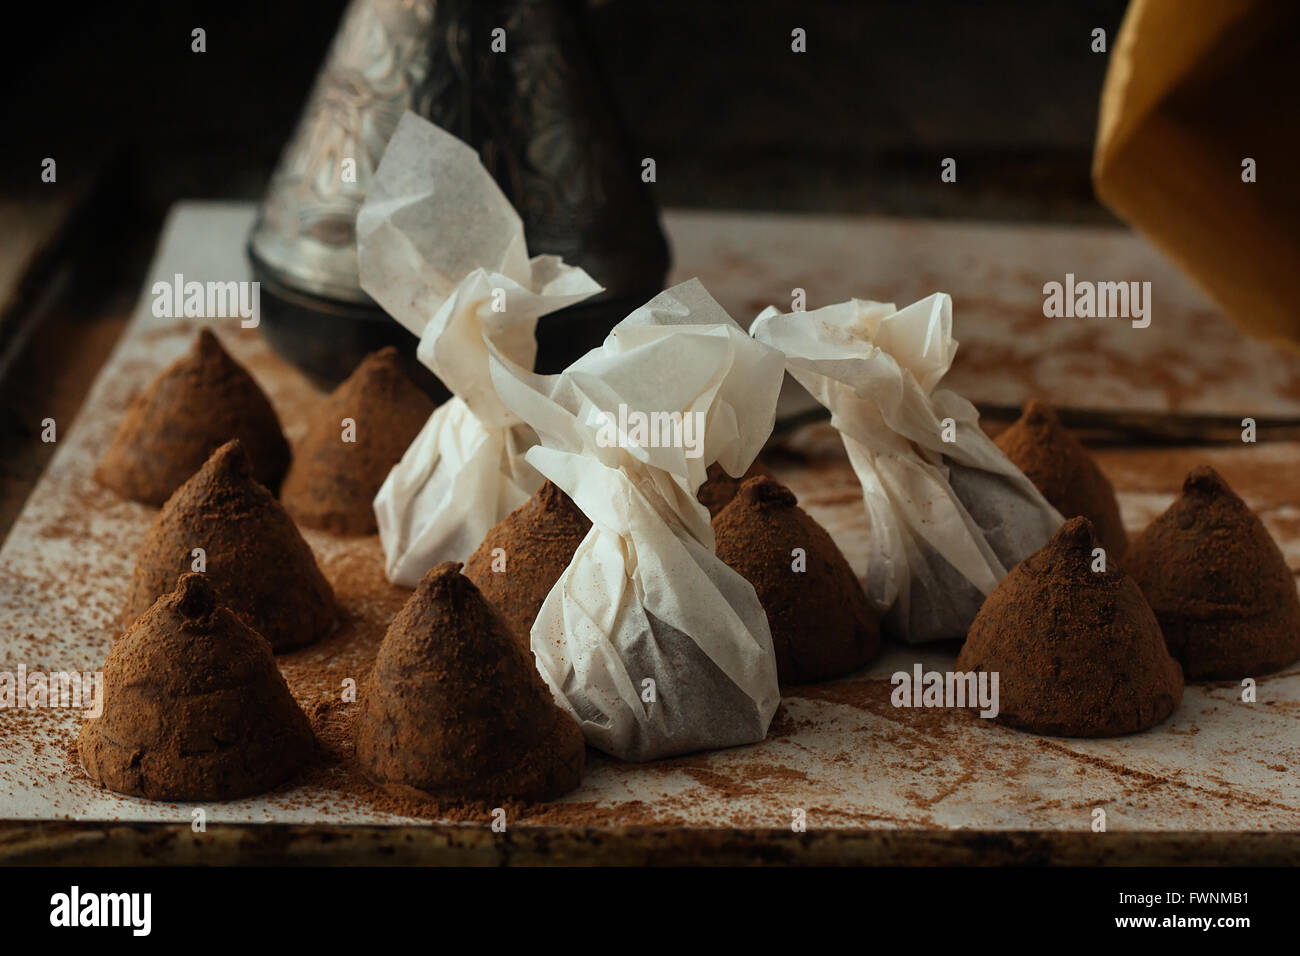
[6,328,1300,831]
[354,562,584,804]
[95,330,290,505]
[463,481,591,649]
[77,573,316,801]
[995,400,1127,557]
[697,459,773,519]
[1126,466,1300,680]
[956,517,1183,737]
[713,476,880,684]
[281,348,434,536]
[121,440,338,652]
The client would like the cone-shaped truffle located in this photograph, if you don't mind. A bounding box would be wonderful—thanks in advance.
[714,476,880,684]
[122,440,337,652]
[697,459,773,519]
[463,481,591,648]
[96,329,290,505]
[957,517,1182,736]
[281,347,435,535]
[356,562,584,803]
[1126,466,1300,679]
[995,400,1127,557]
[79,573,315,800]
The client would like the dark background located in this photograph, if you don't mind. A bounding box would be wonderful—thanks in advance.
[2,0,1128,225]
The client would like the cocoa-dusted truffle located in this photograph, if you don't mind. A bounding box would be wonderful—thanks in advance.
[957,517,1182,736]
[356,562,584,803]
[281,347,434,536]
[96,329,290,505]
[463,481,591,649]
[79,573,315,800]
[714,476,880,684]
[122,440,337,653]
[697,459,773,519]
[995,400,1127,557]
[1126,466,1300,679]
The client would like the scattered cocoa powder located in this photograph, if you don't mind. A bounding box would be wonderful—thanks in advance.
[354,562,584,804]
[995,400,1127,557]
[78,573,316,800]
[11,321,1300,832]
[956,516,1183,737]
[281,348,434,536]
[463,480,591,648]
[121,440,337,652]
[714,476,880,684]
[1126,466,1300,679]
[95,330,290,505]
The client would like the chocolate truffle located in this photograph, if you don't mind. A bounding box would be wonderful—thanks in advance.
[79,573,315,800]
[697,459,773,519]
[714,476,880,684]
[956,517,1182,737]
[1125,466,1300,679]
[356,562,584,803]
[995,400,1127,557]
[281,347,434,536]
[463,481,591,648]
[96,329,290,505]
[122,440,337,653]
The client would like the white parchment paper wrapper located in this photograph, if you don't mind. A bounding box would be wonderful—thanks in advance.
[490,279,786,760]
[751,294,1063,643]
[357,112,602,585]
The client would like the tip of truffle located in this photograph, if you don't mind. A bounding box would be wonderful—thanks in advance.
[416,561,475,598]
[412,561,495,623]
[356,346,403,375]
[1048,515,1098,553]
[207,439,253,481]
[534,480,569,510]
[736,475,797,509]
[1183,465,1233,499]
[172,572,217,620]
[1020,399,1059,427]
[193,328,224,356]
[344,346,418,400]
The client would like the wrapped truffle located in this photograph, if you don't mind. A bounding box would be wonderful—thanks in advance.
[490,279,786,760]
[752,295,1063,643]
[357,112,602,586]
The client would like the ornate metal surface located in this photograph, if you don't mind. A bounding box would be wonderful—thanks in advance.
[421,0,669,296]
[249,0,438,303]
[250,0,668,313]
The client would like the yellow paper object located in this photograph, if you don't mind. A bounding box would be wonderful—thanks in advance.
[1093,0,1300,352]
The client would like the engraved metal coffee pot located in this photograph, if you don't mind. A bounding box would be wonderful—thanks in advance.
[249,0,670,390]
